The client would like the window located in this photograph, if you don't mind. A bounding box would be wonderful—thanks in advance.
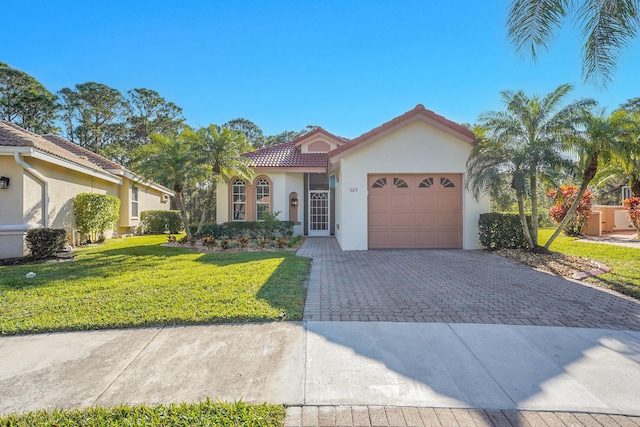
[255,178,271,220]
[393,177,408,188]
[372,177,387,188]
[440,177,456,188]
[232,180,246,221]
[131,186,139,218]
[419,177,434,188]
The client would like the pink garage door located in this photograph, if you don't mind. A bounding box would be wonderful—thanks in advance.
[368,174,462,249]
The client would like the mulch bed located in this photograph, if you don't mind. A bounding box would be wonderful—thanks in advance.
[0,252,74,266]
[494,249,600,278]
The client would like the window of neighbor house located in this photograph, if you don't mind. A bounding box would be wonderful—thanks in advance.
[232,179,246,221]
[256,178,271,220]
[131,186,139,218]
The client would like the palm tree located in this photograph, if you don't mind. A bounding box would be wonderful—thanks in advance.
[467,84,594,251]
[138,132,201,237]
[184,125,253,235]
[545,109,640,249]
[507,0,640,85]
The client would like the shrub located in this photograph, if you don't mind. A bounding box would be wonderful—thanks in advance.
[202,236,216,248]
[238,237,250,248]
[141,210,183,234]
[192,219,294,239]
[547,185,593,236]
[26,228,67,259]
[287,234,302,248]
[73,193,120,239]
[259,211,281,238]
[623,197,640,234]
[478,213,532,250]
[275,237,288,249]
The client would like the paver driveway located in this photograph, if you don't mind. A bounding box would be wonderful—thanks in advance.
[298,238,640,330]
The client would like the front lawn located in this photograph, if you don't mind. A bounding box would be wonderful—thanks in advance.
[0,400,284,427]
[540,229,640,298]
[0,235,309,335]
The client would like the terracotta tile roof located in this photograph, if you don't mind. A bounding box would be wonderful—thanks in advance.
[291,127,348,147]
[244,141,328,168]
[0,121,110,174]
[329,104,475,159]
[0,121,174,195]
[42,134,124,171]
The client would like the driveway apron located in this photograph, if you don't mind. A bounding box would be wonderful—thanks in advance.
[298,237,640,330]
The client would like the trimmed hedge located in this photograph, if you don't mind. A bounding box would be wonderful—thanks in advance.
[478,213,533,250]
[73,193,120,238]
[190,221,294,239]
[26,228,67,259]
[140,210,183,234]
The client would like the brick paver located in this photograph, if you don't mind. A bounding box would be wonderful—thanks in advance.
[284,406,640,426]
[298,237,640,330]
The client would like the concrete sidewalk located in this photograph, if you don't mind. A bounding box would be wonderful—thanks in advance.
[2,321,640,417]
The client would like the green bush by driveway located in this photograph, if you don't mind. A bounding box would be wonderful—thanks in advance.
[0,235,309,335]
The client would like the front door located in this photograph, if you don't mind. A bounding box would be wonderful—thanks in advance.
[308,191,330,236]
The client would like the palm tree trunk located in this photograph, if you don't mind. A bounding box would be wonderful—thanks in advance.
[174,190,192,238]
[530,174,539,248]
[195,182,217,235]
[544,154,599,250]
[516,188,535,250]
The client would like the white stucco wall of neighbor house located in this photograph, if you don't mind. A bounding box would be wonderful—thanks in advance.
[335,120,490,250]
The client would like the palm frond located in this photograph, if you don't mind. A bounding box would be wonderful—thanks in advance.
[507,0,573,59]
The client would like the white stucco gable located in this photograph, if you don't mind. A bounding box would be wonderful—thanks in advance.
[329,105,489,250]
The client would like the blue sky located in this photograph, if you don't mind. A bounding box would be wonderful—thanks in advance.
[3,0,639,138]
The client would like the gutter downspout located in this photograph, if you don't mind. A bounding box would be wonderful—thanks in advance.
[14,152,49,227]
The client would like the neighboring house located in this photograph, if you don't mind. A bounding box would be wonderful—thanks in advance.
[0,121,173,259]
[217,105,490,250]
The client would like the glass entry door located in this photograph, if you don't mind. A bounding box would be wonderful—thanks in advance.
[308,191,330,236]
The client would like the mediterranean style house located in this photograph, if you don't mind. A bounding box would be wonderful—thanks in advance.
[217,105,490,250]
[0,121,173,259]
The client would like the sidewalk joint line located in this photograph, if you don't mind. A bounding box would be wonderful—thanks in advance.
[93,326,165,405]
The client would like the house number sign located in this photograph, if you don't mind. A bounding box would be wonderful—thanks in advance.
[349,187,358,192]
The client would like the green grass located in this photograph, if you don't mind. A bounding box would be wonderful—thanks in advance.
[540,229,640,298]
[0,400,285,426]
[0,235,309,335]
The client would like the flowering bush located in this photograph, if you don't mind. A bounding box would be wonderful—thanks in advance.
[548,185,593,236]
[623,197,640,236]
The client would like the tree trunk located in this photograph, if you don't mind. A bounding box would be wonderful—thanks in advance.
[174,190,192,238]
[195,182,217,235]
[631,175,640,197]
[530,174,539,248]
[516,188,535,250]
[544,153,599,250]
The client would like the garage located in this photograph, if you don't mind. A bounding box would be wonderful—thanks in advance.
[367,173,462,249]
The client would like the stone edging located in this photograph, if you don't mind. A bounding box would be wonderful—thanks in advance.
[572,262,612,281]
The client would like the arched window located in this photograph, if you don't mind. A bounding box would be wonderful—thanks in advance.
[232,179,246,221]
[255,178,271,220]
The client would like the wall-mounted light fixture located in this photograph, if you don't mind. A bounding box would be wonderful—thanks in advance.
[0,176,9,189]
[291,197,298,207]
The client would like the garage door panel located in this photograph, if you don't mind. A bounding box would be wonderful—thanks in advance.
[414,231,436,247]
[414,213,436,227]
[437,193,461,209]
[391,231,414,246]
[368,173,462,249]
[437,212,461,228]
[391,194,412,208]
[369,212,391,227]
[415,194,436,208]
[369,194,391,209]
[438,231,462,248]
